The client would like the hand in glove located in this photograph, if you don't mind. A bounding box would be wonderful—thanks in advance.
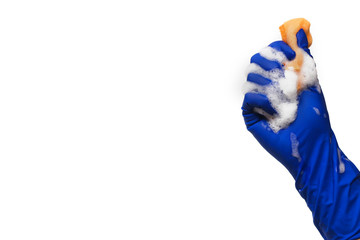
[242,29,360,240]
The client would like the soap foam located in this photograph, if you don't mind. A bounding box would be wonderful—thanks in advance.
[243,47,318,132]
[337,148,345,174]
[313,107,320,115]
[259,46,287,63]
[290,132,301,162]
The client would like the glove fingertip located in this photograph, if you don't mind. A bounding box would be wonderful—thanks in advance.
[250,53,282,71]
[296,29,309,50]
[247,73,272,86]
[242,92,277,116]
[269,41,295,61]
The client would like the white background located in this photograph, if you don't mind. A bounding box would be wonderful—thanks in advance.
[0,0,359,239]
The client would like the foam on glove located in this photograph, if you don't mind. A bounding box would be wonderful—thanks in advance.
[243,46,318,132]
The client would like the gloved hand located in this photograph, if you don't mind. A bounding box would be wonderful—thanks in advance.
[242,29,360,240]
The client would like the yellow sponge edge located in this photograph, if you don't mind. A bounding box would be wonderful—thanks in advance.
[279,18,312,49]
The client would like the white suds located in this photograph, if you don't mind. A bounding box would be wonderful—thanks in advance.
[290,132,301,162]
[316,84,322,94]
[337,148,345,174]
[243,47,318,132]
[259,46,287,63]
[313,107,320,115]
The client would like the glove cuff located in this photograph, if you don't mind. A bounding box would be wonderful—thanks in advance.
[295,131,360,239]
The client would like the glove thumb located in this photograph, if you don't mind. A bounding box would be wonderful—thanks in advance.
[296,29,312,56]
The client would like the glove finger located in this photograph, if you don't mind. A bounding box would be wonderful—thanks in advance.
[296,29,308,49]
[247,73,272,86]
[242,92,277,115]
[242,92,277,129]
[296,29,312,57]
[250,53,282,71]
[268,41,296,61]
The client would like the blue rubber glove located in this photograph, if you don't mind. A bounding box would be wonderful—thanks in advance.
[242,29,360,240]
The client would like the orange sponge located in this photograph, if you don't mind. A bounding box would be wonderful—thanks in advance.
[280,18,312,49]
[279,18,312,90]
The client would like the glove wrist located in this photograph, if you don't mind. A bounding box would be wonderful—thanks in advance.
[294,130,360,239]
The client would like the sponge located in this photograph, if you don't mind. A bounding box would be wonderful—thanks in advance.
[279,18,312,91]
